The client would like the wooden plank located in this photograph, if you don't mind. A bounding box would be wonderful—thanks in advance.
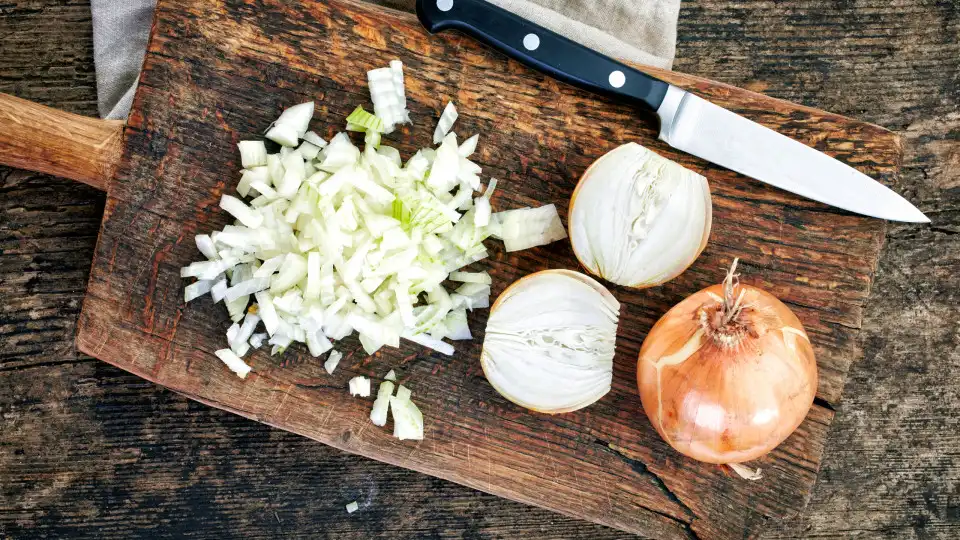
[74,0,898,537]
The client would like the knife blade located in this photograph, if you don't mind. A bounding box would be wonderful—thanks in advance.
[415,0,929,223]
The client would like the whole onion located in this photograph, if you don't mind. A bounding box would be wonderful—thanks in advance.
[637,260,818,466]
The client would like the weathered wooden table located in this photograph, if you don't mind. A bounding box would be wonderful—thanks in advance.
[1,0,957,537]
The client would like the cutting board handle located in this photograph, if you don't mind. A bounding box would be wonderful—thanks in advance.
[0,92,123,192]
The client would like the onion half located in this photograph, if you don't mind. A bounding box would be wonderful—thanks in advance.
[569,143,712,288]
[481,270,620,414]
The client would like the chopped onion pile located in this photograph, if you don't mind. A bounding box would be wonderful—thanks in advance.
[181,60,568,384]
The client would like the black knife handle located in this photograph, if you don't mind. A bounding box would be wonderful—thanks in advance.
[416,0,670,111]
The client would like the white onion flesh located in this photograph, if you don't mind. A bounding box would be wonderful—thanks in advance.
[390,391,424,440]
[433,102,458,144]
[349,376,371,397]
[324,350,342,374]
[215,349,251,378]
[482,270,620,414]
[569,143,712,288]
[494,204,567,252]
[370,378,395,426]
[458,134,479,158]
[368,63,410,133]
[303,131,327,148]
[238,141,267,168]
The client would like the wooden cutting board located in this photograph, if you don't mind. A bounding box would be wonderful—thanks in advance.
[64,0,896,537]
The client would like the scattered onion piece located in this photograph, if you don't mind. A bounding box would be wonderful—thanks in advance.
[324,350,342,374]
[433,102,458,144]
[349,376,371,397]
[215,349,251,379]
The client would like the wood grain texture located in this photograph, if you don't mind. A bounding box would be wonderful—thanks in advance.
[2,0,958,539]
[63,0,904,537]
[0,92,122,191]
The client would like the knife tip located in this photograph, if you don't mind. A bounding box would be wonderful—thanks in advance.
[895,206,931,224]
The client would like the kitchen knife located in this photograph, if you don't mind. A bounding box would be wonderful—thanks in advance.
[415,0,929,223]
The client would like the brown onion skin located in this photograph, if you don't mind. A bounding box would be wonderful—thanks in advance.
[637,283,818,464]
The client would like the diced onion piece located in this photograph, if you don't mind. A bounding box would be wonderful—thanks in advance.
[215,348,252,378]
[306,330,333,357]
[303,131,327,148]
[304,252,322,300]
[237,166,268,198]
[225,295,249,322]
[255,291,280,335]
[395,384,412,402]
[458,134,479,158]
[495,204,567,252]
[238,140,267,168]
[449,271,491,284]
[345,105,385,134]
[266,124,299,147]
[297,140,321,160]
[273,101,314,137]
[389,60,409,120]
[319,133,360,171]
[352,170,395,205]
[324,350,343,374]
[370,379,395,426]
[426,133,460,194]
[232,312,261,354]
[367,65,408,134]
[210,278,228,302]
[349,376,371,397]
[195,234,218,260]
[346,501,359,514]
[444,308,472,340]
[482,178,498,199]
[390,394,424,440]
[448,185,474,210]
[184,279,214,302]
[385,369,397,381]
[221,195,263,229]
[249,332,267,349]
[402,331,454,356]
[278,152,305,198]
[270,253,307,294]
[254,255,284,278]
[226,323,242,345]
[433,102,458,144]
[394,284,416,328]
[180,258,238,280]
[224,277,270,301]
[347,312,400,352]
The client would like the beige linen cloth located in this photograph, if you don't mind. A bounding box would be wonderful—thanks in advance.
[92,0,680,119]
